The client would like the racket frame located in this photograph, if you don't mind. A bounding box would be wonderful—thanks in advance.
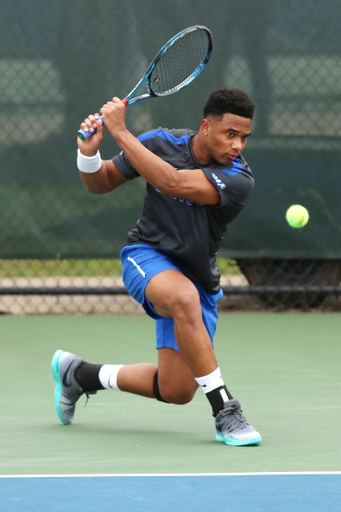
[77,25,213,140]
[125,25,213,104]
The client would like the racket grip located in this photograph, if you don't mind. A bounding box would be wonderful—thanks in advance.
[77,100,129,141]
[77,115,103,141]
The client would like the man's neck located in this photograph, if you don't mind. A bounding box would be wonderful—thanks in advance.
[191,132,213,165]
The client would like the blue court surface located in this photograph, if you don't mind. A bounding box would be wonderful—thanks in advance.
[1,473,340,512]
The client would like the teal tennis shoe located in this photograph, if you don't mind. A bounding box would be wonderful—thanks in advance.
[51,349,91,425]
[215,399,262,446]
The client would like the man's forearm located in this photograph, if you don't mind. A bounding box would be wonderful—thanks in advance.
[114,129,179,194]
[79,160,116,194]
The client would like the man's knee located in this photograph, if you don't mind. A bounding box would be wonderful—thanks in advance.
[146,271,201,320]
[162,387,196,405]
[170,286,201,321]
[155,372,197,405]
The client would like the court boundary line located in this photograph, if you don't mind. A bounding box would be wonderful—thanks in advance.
[1,472,341,478]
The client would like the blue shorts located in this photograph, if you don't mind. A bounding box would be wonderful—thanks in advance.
[120,244,223,352]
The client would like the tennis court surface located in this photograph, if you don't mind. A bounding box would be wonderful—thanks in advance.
[1,313,340,510]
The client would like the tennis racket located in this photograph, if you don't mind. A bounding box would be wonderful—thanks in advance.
[77,25,213,140]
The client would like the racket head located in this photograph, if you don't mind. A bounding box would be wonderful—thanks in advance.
[124,25,213,105]
[147,25,213,97]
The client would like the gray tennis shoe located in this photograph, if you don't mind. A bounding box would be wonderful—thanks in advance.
[51,349,92,425]
[215,399,262,446]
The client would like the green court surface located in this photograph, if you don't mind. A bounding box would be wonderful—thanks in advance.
[0,313,340,476]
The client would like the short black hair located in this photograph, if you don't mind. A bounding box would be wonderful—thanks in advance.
[203,88,255,120]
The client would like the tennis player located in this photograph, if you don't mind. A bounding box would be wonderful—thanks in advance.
[52,88,262,446]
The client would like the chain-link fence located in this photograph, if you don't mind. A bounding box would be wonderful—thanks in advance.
[0,259,249,315]
[1,258,340,315]
[1,0,341,314]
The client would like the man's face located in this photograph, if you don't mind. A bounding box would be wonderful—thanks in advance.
[204,113,252,166]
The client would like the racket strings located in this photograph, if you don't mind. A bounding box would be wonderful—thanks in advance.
[150,29,211,95]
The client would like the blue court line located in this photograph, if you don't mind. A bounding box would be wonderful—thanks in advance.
[0,473,340,512]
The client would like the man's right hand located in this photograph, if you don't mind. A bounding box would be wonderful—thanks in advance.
[77,113,104,156]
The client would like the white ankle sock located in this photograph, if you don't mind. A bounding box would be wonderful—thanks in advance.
[99,364,124,390]
[195,367,226,394]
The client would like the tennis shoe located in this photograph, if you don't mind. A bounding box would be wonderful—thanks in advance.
[51,349,94,425]
[215,399,262,446]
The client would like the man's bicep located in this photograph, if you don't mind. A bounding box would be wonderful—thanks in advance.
[170,169,221,205]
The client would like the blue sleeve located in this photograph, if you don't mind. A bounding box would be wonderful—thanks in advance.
[112,130,157,180]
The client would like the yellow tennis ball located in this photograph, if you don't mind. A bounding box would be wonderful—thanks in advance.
[286,205,309,228]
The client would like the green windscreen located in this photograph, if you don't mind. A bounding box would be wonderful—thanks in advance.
[1,0,340,259]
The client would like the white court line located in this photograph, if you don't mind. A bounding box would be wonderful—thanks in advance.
[1,472,341,478]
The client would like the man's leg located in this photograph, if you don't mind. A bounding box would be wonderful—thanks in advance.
[118,245,230,414]
[51,265,262,444]
[145,270,262,445]
[51,346,198,425]
[54,268,235,414]
[116,347,198,404]
[145,269,233,414]
[75,347,197,404]
[145,269,217,377]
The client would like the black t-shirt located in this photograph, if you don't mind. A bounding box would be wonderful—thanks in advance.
[112,127,254,294]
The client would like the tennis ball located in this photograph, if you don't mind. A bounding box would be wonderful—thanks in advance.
[286,204,309,228]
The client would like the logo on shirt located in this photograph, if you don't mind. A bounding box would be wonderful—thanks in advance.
[211,173,226,190]
[154,187,203,206]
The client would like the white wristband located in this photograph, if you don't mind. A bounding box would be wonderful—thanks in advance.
[77,148,102,173]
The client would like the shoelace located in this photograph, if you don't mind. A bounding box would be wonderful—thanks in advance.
[84,390,97,408]
[219,404,249,431]
[84,393,90,407]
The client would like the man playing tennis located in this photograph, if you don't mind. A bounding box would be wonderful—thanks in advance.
[52,87,262,446]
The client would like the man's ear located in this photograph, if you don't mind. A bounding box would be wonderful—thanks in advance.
[201,118,211,133]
